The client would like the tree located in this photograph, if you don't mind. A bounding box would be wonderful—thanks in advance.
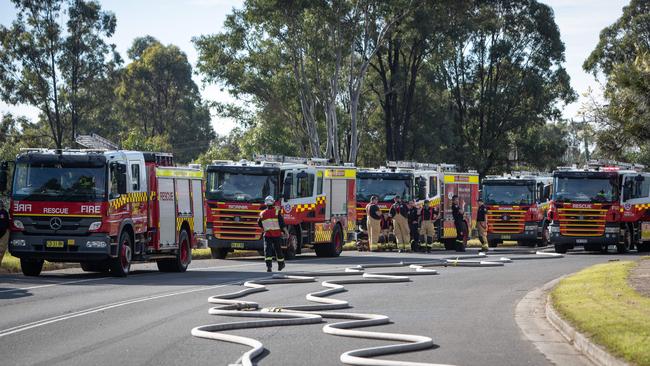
[0,0,118,149]
[513,122,569,171]
[442,0,575,175]
[116,37,214,162]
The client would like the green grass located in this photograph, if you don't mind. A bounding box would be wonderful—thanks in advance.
[0,252,73,273]
[551,260,650,365]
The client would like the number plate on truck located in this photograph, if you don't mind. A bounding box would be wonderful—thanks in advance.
[501,235,511,239]
[46,240,65,248]
[230,242,244,249]
[576,239,588,244]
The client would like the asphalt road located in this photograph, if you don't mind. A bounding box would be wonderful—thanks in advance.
[0,248,644,366]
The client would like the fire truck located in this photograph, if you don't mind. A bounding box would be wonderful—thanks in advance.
[413,163,480,250]
[0,136,204,277]
[205,155,356,259]
[355,165,414,231]
[481,173,552,247]
[547,160,650,254]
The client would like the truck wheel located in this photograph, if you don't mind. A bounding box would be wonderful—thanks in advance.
[488,239,499,248]
[210,247,228,259]
[20,258,44,277]
[284,227,299,260]
[110,231,132,277]
[315,225,343,257]
[158,230,192,272]
[617,229,633,254]
[81,261,110,272]
[554,244,568,254]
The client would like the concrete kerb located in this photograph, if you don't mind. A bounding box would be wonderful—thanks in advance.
[516,275,630,366]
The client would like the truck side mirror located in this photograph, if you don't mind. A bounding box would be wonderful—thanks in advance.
[0,161,8,192]
[282,176,292,201]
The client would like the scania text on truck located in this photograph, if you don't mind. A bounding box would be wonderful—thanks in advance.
[1,147,204,277]
[205,156,356,258]
[413,163,479,250]
[546,161,643,254]
[481,173,552,247]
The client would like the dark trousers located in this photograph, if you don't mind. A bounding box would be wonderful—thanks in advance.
[454,221,468,252]
[409,222,420,251]
[264,236,284,268]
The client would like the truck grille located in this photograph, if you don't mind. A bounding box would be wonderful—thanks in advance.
[487,210,526,234]
[558,208,606,236]
[17,216,93,235]
[211,207,263,240]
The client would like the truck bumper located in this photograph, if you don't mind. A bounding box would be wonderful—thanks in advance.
[549,224,620,246]
[487,221,539,242]
[207,235,264,251]
[8,232,112,262]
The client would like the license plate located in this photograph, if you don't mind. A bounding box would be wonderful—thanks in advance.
[501,235,511,239]
[576,239,588,244]
[230,242,245,249]
[46,240,65,248]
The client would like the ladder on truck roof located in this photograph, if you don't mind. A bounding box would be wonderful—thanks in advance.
[75,133,118,150]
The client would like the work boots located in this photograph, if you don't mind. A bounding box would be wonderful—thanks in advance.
[278,261,285,271]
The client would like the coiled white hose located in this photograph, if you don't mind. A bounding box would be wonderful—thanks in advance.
[191,252,563,366]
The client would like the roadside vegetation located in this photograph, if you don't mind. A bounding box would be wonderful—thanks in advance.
[551,260,650,365]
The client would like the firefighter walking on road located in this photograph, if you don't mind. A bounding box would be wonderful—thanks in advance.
[366,195,382,251]
[419,200,438,253]
[452,195,467,252]
[477,198,489,252]
[390,196,411,252]
[258,196,286,272]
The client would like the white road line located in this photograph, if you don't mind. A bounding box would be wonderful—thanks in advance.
[0,255,375,337]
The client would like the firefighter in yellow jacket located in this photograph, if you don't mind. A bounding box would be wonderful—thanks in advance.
[257,196,286,272]
[390,196,411,252]
[419,200,438,253]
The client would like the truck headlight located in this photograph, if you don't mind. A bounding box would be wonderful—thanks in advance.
[88,221,102,231]
[13,220,24,230]
[525,225,537,231]
[11,239,26,247]
[86,241,107,248]
[549,226,560,233]
[605,227,619,234]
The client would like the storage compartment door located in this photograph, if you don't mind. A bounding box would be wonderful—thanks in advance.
[191,179,204,234]
[176,179,191,216]
[158,178,176,246]
[330,179,347,216]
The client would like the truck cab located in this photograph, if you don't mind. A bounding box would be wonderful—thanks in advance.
[619,171,650,252]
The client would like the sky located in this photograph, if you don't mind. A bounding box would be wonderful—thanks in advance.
[0,0,629,136]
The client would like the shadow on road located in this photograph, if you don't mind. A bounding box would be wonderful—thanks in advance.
[0,287,32,300]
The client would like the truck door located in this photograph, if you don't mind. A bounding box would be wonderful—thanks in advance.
[128,159,147,235]
[281,168,316,220]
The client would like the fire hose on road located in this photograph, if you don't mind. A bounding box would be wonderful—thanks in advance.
[191,251,563,366]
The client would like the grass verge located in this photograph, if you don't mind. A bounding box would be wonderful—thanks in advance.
[0,252,73,273]
[551,260,650,365]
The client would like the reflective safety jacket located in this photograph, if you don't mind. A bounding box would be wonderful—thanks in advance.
[258,207,285,238]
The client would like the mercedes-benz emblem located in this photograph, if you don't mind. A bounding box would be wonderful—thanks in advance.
[49,217,63,230]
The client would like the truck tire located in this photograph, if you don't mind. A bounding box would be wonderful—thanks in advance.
[315,225,343,257]
[554,244,568,254]
[584,243,600,252]
[158,230,192,272]
[210,247,228,259]
[283,227,299,260]
[110,231,132,277]
[443,239,456,250]
[20,258,44,277]
[81,261,110,272]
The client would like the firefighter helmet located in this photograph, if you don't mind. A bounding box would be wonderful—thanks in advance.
[264,196,275,205]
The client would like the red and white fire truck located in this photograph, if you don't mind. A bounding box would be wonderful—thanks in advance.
[547,160,650,253]
[481,173,552,247]
[204,155,356,259]
[1,140,204,277]
[413,163,480,250]
[356,165,414,229]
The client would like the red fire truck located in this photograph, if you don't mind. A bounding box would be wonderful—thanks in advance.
[205,156,356,259]
[1,143,204,277]
[481,173,552,247]
[547,160,649,253]
[356,166,414,230]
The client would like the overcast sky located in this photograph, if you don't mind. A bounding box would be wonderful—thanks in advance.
[0,0,628,136]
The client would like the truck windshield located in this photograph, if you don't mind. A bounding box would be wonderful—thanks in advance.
[206,171,278,202]
[12,163,107,202]
[554,177,618,203]
[357,178,411,202]
[483,184,534,205]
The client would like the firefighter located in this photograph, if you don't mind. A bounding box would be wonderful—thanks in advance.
[390,196,410,252]
[451,195,467,252]
[257,196,286,272]
[477,198,489,252]
[366,195,382,251]
[0,201,9,265]
[408,200,420,252]
[419,200,438,253]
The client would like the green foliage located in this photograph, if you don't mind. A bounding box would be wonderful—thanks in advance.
[121,128,172,152]
[513,122,569,172]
